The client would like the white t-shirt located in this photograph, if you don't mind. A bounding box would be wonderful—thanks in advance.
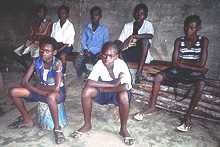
[88,59,132,90]
[118,20,154,63]
[51,19,75,47]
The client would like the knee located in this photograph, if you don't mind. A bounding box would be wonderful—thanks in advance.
[81,86,97,99]
[46,92,57,104]
[141,38,150,48]
[60,53,66,60]
[154,73,164,83]
[9,87,18,98]
[195,80,205,92]
[117,91,129,105]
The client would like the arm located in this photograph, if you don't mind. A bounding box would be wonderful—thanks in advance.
[21,62,49,96]
[35,62,63,92]
[32,23,52,41]
[123,33,153,49]
[87,77,121,88]
[57,44,69,53]
[99,83,129,93]
[172,38,209,73]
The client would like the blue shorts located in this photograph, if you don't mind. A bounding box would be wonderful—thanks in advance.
[25,86,66,104]
[92,79,131,106]
[56,42,73,58]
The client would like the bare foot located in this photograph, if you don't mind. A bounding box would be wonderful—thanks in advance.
[72,124,92,138]
[184,116,193,128]
[9,119,35,129]
[142,107,156,115]
[119,129,134,145]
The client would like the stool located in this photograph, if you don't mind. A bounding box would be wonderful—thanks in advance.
[36,102,68,130]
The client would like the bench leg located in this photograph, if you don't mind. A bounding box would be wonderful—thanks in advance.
[0,72,6,97]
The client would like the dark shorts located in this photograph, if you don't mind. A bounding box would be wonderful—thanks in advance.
[92,79,131,106]
[122,40,142,63]
[160,67,205,85]
[56,42,73,58]
[24,86,66,104]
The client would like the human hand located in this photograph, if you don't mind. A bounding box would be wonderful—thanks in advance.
[84,49,90,57]
[123,36,133,50]
[98,87,105,92]
[118,72,124,79]
[200,68,208,74]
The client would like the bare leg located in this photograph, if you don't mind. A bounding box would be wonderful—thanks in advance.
[73,86,98,134]
[118,91,134,145]
[9,87,35,127]
[12,52,29,71]
[136,39,150,77]
[46,92,60,130]
[142,73,164,114]
[46,92,65,144]
[60,53,67,73]
[184,80,205,127]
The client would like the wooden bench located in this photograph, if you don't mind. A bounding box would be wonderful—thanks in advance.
[65,52,172,82]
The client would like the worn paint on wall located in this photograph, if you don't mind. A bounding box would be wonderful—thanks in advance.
[0,0,220,79]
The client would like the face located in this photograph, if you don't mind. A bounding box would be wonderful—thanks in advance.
[39,43,57,62]
[90,10,102,23]
[134,8,147,23]
[37,8,46,21]
[184,21,200,38]
[58,9,69,21]
[101,46,118,68]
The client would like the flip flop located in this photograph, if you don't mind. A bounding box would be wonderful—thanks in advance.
[72,130,83,138]
[54,128,65,144]
[134,112,144,121]
[123,137,134,145]
[9,119,35,129]
[176,123,192,132]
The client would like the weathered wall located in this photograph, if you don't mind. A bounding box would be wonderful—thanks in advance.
[0,0,220,79]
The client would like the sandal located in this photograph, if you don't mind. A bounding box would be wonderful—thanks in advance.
[134,112,144,121]
[54,127,65,144]
[123,136,134,145]
[176,123,192,132]
[72,130,83,138]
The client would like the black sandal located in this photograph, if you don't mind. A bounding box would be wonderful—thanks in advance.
[53,127,65,145]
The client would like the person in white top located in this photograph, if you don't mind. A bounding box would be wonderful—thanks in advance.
[72,41,134,145]
[51,5,75,73]
[115,3,154,83]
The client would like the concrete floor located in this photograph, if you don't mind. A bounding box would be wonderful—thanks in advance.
[0,66,219,147]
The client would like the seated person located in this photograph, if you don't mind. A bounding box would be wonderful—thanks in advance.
[13,4,52,71]
[134,15,209,132]
[9,37,66,145]
[115,3,154,83]
[74,6,109,78]
[51,5,75,74]
[72,41,134,145]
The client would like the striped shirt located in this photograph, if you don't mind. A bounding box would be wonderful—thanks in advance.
[178,36,202,61]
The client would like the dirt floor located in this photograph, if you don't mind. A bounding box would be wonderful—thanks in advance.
[0,64,220,147]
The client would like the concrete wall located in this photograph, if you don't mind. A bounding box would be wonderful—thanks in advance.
[0,0,220,79]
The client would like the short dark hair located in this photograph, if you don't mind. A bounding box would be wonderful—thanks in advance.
[58,5,69,14]
[40,37,58,51]
[90,6,102,15]
[184,15,202,27]
[102,41,118,54]
[133,3,148,16]
[36,4,47,13]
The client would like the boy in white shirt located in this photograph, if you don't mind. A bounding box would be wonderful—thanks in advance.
[115,3,154,83]
[51,5,75,73]
[72,41,134,145]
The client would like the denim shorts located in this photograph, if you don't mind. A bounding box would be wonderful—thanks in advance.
[24,86,66,104]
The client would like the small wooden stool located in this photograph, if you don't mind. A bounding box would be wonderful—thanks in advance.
[36,102,68,130]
